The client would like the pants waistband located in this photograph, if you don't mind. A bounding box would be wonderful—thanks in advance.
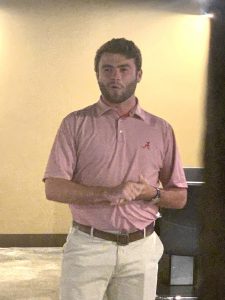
[72,221,154,246]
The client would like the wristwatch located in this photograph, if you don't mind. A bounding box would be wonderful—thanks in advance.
[151,187,161,204]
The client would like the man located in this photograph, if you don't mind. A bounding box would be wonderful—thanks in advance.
[43,38,187,300]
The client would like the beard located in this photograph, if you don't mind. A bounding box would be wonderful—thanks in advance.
[97,79,138,104]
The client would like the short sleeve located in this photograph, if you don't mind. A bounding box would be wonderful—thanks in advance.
[159,124,187,189]
[43,115,76,181]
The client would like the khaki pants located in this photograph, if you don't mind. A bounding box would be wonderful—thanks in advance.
[60,226,163,300]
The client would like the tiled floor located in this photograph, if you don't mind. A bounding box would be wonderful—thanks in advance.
[0,247,62,300]
[0,247,198,300]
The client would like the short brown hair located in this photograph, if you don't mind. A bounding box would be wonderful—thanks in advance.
[94,38,142,73]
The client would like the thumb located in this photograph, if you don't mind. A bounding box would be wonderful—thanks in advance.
[139,174,149,185]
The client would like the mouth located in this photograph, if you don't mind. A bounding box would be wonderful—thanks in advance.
[109,84,122,89]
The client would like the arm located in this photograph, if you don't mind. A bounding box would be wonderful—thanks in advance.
[45,177,145,206]
[144,187,187,209]
[137,175,187,209]
[156,187,187,209]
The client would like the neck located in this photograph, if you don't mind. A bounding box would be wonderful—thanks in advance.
[101,95,137,116]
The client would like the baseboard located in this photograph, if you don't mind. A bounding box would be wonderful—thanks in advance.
[0,234,67,247]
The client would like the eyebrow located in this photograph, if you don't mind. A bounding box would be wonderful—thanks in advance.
[101,64,131,69]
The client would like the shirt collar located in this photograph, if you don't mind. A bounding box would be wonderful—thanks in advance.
[95,96,146,121]
[129,101,146,121]
[95,97,112,117]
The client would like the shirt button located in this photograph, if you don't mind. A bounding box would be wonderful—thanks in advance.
[119,130,123,134]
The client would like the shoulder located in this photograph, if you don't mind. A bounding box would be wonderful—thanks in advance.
[55,103,98,136]
[62,102,98,124]
[141,109,173,132]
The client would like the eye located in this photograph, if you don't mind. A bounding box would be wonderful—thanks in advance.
[103,67,112,73]
[120,67,129,73]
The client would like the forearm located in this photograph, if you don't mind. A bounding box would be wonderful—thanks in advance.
[45,177,145,206]
[138,186,187,209]
[45,177,109,205]
[157,188,187,209]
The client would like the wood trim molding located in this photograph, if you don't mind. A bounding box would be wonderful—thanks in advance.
[0,234,67,247]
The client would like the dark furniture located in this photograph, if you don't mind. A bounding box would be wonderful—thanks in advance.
[156,168,204,300]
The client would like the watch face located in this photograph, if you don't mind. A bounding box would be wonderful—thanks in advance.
[152,188,160,199]
[151,188,160,204]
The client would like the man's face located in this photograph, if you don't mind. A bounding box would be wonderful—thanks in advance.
[96,53,142,104]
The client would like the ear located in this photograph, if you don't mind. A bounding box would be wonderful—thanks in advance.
[137,69,143,82]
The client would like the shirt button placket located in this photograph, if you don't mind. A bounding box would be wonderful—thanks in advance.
[117,119,124,143]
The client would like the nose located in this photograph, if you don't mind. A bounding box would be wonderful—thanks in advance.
[111,68,121,81]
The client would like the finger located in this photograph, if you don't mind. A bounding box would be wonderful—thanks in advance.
[128,183,143,199]
[123,182,143,201]
[117,198,129,205]
[119,199,127,205]
[123,187,135,201]
[128,184,140,199]
[133,182,145,194]
[110,198,123,206]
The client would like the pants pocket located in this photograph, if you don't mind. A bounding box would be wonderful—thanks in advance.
[63,226,76,253]
[155,232,164,261]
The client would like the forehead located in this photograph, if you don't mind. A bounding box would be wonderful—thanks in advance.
[99,53,136,68]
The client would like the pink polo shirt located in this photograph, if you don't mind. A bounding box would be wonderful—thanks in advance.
[43,98,187,231]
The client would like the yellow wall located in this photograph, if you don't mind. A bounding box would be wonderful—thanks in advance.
[0,1,210,234]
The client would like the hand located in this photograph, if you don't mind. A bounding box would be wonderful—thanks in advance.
[138,174,158,200]
[106,181,145,206]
